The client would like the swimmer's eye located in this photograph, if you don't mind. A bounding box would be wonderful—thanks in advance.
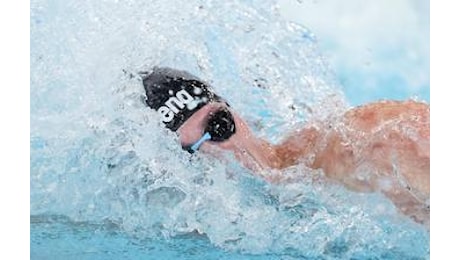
[205,108,236,142]
[182,107,236,153]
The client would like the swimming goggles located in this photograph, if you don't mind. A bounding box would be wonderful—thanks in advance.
[182,107,236,153]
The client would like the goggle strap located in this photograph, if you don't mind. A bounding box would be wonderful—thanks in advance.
[190,132,212,152]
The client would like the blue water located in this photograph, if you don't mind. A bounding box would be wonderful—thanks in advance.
[278,0,430,106]
[31,0,429,259]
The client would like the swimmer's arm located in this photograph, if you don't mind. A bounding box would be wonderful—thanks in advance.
[271,126,324,169]
[272,100,429,167]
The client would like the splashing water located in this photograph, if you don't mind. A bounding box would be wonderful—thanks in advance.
[31,0,429,258]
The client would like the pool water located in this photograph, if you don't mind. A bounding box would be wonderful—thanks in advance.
[31,0,429,259]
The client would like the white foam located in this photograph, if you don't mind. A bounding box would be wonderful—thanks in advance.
[31,0,428,257]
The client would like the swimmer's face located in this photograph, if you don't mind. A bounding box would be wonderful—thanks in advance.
[177,102,255,154]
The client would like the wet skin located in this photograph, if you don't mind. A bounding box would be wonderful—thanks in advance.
[177,100,430,225]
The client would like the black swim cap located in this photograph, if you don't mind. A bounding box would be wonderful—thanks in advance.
[142,67,223,131]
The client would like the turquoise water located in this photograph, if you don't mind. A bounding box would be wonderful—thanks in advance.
[31,0,429,259]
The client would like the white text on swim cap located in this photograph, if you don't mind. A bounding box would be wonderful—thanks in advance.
[157,89,194,122]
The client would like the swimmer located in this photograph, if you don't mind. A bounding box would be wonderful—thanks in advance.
[142,67,430,225]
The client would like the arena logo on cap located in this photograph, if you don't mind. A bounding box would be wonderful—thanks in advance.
[157,89,195,122]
